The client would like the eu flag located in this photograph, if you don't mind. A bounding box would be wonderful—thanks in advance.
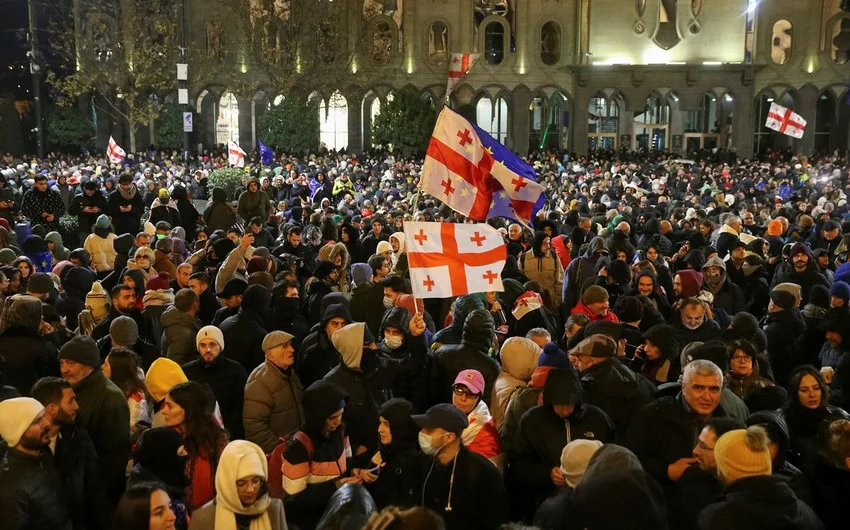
[258,140,275,165]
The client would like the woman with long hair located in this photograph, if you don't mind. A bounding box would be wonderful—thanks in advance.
[104,347,152,444]
[188,440,286,529]
[162,381,229,513]
[113,481,177,530]
[12,256,33,293]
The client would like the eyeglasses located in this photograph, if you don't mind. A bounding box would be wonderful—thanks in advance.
[452,385,480,398]
[731,355,752,362]
[696,440,715,451]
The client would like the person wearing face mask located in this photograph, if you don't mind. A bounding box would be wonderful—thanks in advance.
[701,256,747,316]
[376,307,428,413]
[149,188,182,228]
[412,403,508,529]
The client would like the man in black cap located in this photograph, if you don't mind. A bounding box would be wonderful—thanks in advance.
[413,403,508,529]
[211,277,248,326]
[58,335,129,509]
[806,219,841,265]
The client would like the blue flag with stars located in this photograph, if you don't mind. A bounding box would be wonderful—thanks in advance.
[258,140,275,165]
[26,251,54,273]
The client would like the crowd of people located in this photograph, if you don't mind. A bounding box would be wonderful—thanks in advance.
[0,145,849,530]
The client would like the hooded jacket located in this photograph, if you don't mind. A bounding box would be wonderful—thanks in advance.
[70,189,109,234]
[55,266,94,331]
[492,336,542,431]
[376,307,428,412]
[701,256,747,315]
[0,295,57,395]
[108,184,144,236]
[203,188,237,233]
[579,356,656,442]
[629,323,681,385]
[237,177,272,222]
[160,305,202,366]
[431,294,485,348]
[676,269,705,300]
[297,303,351,387]
[220,284,271,373]
[84,229,117,272]
[45,231,69,262]
[431,309,501,407]
[520,232,564,306]
[563,236,607,313]
[366,398,420,508]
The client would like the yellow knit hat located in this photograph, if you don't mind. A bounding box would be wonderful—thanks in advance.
[145,358,188,402]
[715,426,772,483]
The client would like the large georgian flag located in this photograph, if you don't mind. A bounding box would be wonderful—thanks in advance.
[404,221,506,299]
[765,102,807,139]
[107,136,125,164]
[446,53,480,98]
[228,140,246,167]
[419,107,545,226]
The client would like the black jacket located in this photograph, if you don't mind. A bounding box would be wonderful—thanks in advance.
[0,448,72,530]
[69,191,109,235]
[810,456,850,530]
[376,307,429,413]
[107,186,144,236]
[296,304,350,387]
[761,308,806,387]
[579,357,656,440]
[0,325,57,395]
[349,282,385,339]
[197,287,219,325]
[53,424,110,530]
[770,262,829,306]
[697,475,823,530]
[219,285,271,374]
[306,279,334,325]
[182,354,248,440]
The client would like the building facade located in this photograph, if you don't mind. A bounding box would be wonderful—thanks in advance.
[78,0,850,157]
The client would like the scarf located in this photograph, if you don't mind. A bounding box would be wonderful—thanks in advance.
[143,289,175,308]
[461,400,493,447]
[118,183,137,201]
[214,440,272,530]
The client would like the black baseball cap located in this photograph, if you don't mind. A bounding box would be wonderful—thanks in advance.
[216,277,248,299]
[411,404,468,436]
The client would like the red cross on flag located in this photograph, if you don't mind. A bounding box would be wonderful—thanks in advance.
[228,140,246,168]
[107,136,125,164]
[512,291,544,321]
[446,53,481,98]
[404,221,506,299]
[765,102,807,139]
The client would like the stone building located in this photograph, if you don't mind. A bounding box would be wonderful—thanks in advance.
[77,0,850,157]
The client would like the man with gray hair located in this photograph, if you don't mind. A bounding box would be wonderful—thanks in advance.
[625,359,730,491]
[716,215,742,259]
[526,328,551,349]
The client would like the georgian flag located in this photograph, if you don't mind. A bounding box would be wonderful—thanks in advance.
[228,140,246,167]
[765,103,807,139]
[107,136,125,164]
[404,221,506,299]
[512,291,544,320]
[446,53,480,98]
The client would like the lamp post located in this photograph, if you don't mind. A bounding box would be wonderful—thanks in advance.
[27,0,44,158]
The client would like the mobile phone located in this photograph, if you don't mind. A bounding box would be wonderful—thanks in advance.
[366,465,381,475]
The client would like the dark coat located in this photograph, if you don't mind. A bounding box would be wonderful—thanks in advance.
[697,475,823,530]
[579,357,656,440]
[69,191,109,235]
[219,285,271,374]
[108,187,144,236]
[761,308,806,387]
[375,307,429,413]
[306,279,334,325]
[809,457,850,530]
[55,266,93,331]
[770,262,829,306]
[53,424,110,530]
[243,361,305,453]
[182,353,248,440]
[0,449,72,530]
[296,303,350,387]
[349,282,385,339]
[0,325,57,395]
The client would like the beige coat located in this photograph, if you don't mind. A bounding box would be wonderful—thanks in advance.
[83,232,117,272]
[188,498,287,530]
[490,337,542,431]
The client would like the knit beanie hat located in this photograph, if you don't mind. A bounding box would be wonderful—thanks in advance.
[582,285,609,306]
[246,256,269,274]
[376,240,393,255]
[0,248,16,265]
[560,439,604,488]
[770,289,797,311]
[85,281,110,321]
[829,281,850,304]
[808,284,830,309]
[351,263,372,288]
[766,220,783,237]
[27,272,54,294]
[145,358,188,402]
[145,271,171,292]
[58,335,100,367]
[715,426,772,483]
[109,315,139,346]
[613,295,644,323]
[0,397,44,447]
[95,214,110,230]
[196,325,224,351]
[538,343,573,372]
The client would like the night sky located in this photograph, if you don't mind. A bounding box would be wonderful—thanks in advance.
[0,0,30,99]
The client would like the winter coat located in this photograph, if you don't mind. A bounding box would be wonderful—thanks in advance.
[697,475,823,530]
[376,307,429,413]
[501,366,551,455]
[153,249,178,280]
[108,186,144,236]
[714,224,740,259]
[0,325,57,395]
[431,294,485,349]
[296,304,350,387]
[182,353,248,440]
[52,422,110,530]
[91,306,148,343]
[20,187,65,231]
[83,231,117,272]
[73,368,131,501]
[349,281,384,339]
[810,456,850,530]
[69,191,109,235]
[702,256,748,315]
[55,266,94,331]
[306,279,334,325]
[431,309,500,407]
[202,189,236,234]
[669,312,723,353]
[579,357,656,440]
[0,448,72,530]
[770,261,829,306]
[171,187,199,239]
[45,231,70,262]
[727,369,774,402]
[562,237,607,313]
[148,199,182,227]
[365,399,420,509]
[160,305,203,366]
[219,286,271,374]
[237,178,271,221]
[519,233,564,306]
[491,336,541,432]
[244,360,305,453]
[761,308,806,387]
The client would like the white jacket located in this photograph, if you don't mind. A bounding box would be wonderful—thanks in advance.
[84,232,117,272]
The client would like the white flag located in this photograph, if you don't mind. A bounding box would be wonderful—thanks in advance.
[107,136,125,164]
[765,102,807,139]
[228,140,246,167]
[446,53,481,98]
[404,221,505,299]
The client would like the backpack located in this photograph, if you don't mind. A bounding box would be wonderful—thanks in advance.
[266,431,313,500]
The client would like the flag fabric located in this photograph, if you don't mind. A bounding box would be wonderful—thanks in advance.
[404,221,506,299]
[107,136,125,164]
[258,140,275,165]
[228,140,246,167]
[512,291,544,321]
[765,102,807,139]
[419,107,545,226]
[446,53,480,98]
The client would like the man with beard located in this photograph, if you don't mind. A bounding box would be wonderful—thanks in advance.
[31,377,109,530]
[770,243,828,306]
[671,297,721,348]
[91,284,148,342]
[108,173,144,236]
[0,397,72,530]
[20,174,65,232]
[806,219,842,265]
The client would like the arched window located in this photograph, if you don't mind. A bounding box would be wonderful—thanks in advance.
[634,94,669,151]
[429,21,448,64]
[771,20,792,65]
[540,22,560,66]
[831,18,850,64]
[588,95,619,149]
[372,21,393,64]
[319,91,348,151]
[317,23,336,64]
[216,92,239,145]
[484,22,505,65]
[476,96,509,145]
[685,94,720,152]
[815,92,835,152]
[634,94,669,125]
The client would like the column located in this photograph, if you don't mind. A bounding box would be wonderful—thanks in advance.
[238,96,253,151]
[572,87,590,155]
[347,89,363,155]
[512,85,531,155]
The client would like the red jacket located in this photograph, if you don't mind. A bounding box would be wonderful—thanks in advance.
[570,300,621,322]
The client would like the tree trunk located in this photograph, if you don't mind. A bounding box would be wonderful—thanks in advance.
[128,120,137,153]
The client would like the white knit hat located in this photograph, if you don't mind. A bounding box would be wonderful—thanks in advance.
[560,439,604,488]
[0,397,45,447]
[196,325,224,351]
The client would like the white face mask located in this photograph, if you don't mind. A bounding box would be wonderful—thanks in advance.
[383,296,394,309]
[418,432,448,456]
[385,335,403,350]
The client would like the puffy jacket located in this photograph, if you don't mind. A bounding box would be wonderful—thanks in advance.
[0,449,72,530]
[244,360,305,453]
[519,232,564,306]
[491,336,541,431]
[182,353,248,440]
[220,285,271,374]
[579,357,656,440]
[160,305,202,366]
[431,309,501,406]
[83,230,117,272]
